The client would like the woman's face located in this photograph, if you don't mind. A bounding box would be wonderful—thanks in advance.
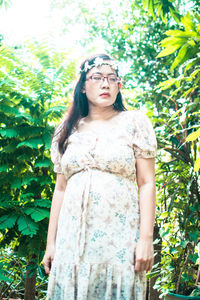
[82,62,121,109]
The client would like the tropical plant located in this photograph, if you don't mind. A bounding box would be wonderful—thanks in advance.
[151,10,200,298]
[0,41,75,299]
[142,0,181,22]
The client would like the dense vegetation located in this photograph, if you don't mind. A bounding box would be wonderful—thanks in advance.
[0,0,199,299]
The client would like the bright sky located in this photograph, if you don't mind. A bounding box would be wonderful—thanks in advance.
[0,0,108,57]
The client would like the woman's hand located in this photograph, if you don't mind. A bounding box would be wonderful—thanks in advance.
[134,238,154,272]
[42,245,55,274]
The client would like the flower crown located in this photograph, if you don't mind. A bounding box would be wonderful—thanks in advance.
[80,57,119,74]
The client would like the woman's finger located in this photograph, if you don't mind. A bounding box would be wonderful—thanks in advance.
[42,260,50,274]
[135,258,146,272]
[43,257,53,274]
[134,258,142,272]
[146,258,154,272]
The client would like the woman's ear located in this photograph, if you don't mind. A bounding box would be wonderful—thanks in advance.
[118,82,122,89]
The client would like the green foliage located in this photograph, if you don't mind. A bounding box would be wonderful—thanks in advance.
[186,128,200,172]
[0,40,75,298]
[142,0,180,22]
[0,0,199,298]
[0,247,48,299]
[153,7,200,298]
[157,13,200,70]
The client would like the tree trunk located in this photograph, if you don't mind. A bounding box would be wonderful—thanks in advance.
[24,255,37,300]
[148,225,161,300]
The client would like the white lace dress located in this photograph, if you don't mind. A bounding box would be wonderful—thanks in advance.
[47,110,157,300]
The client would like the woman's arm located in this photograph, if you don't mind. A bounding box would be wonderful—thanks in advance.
[42,173,67,274]
[134,157,156,272]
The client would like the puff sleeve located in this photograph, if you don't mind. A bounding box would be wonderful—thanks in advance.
[131,110,157,159]
[50,123,64,174]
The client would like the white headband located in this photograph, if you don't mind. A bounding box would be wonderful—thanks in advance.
[80,57,119,74]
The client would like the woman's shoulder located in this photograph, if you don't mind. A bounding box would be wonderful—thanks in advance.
[122,109,148,120]
[53,114,69,139]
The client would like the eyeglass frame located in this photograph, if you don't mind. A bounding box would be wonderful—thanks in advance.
[85,73,121,85]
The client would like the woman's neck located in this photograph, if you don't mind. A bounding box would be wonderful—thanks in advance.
[86,106,117,121]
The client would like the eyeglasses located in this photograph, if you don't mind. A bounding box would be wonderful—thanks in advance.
[86,74,121,85]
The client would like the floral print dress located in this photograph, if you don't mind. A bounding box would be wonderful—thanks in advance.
[47,110,157,300]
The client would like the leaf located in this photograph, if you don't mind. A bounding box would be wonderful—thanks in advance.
[165,30,198,38]
[38,175,52,185]
[3,141,19,153]
[20,193,34,200]
[0,104,19,116]
[146,270,160,279]
[171,44,189,70]
[22,176,38,186]
[184,57,199,73]
[0,273,12,282]
[157,40,185,58]
[158,36,182,47]
[194,157,200,172]
[168,108,182,121]
[188,229,199,242]
[23,207,50,222]
[186,128,200,142]
[0,165,8,172]
[43,132,52,149]
[35,158,51,168]
[15,112,36,123]
[11,178,21,189]
[187,69,200,81]
[0,128,18,138]
[42,106,66,118]
[0,214,18,229]
[160,211,169,218]
[157,78,177,90]
[17,215,39,237]
[33,198,51,208]
[181,12,196,31]
[17,138,44,149]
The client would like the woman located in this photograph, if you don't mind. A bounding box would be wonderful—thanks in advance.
[42,53,157,300]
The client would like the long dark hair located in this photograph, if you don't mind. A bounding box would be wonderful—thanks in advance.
[57,53,126,154]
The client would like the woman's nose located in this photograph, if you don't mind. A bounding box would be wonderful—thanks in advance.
[101,77,109,87]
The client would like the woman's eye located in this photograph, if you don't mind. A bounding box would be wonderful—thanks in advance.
[109,77,117,82]
[93,76,102,80]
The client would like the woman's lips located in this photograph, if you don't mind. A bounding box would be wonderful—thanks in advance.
[100,93,110,97]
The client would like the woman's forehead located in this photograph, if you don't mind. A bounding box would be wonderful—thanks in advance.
[87,63,116,76]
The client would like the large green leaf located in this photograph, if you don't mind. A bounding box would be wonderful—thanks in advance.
[3,141,19,153]
[10,178,21,189]
[0,165,8,172]
[17,138,44,149]
[23,207,50,222]
[43,132,52,149]
[157,38,186,57]
[0,128,18,138]
[181,12,196,31]
[165,30,198,38]
[186,128,200,142]
[42,106,66,118]
[17,215,39,237]
[35,158,51,168]
[157,78,178,90]
[22,176,38,186]
[171,43,189,70]
[33,198,51,208]
[0,214,18,229]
